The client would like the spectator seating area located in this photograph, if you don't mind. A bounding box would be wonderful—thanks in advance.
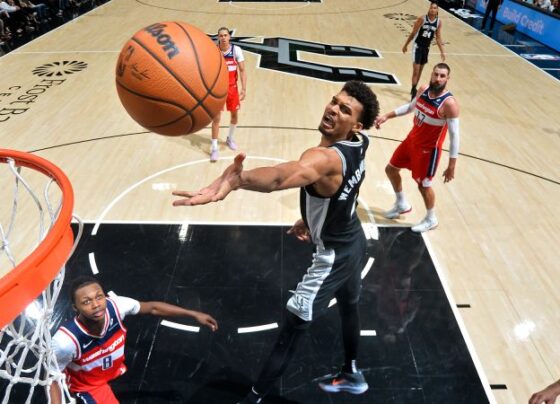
[0,0,110,55]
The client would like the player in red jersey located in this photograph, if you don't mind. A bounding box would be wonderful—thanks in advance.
[375,63,460,233]
[49,276,218,404]
[210,27,247,162]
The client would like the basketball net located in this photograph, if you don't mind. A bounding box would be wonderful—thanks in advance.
[0,152,82,404]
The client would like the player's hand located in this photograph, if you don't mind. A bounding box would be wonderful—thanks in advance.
[402,44,408,54]
[172,153,246,206]
[374,115,388,130]
[529,381,560,404]
[240,88,246,101]
[192,312,219,331]
[441,52,446,62]
[442,165,455,183]
[287,218,311,242]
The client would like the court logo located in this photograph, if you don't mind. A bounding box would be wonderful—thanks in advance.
[0,60,87,123]
[210,34,398,84]
[32,60,88,77]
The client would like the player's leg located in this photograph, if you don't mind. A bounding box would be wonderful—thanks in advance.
[317,239,368,394]
[489,5,498,30]
[385,139,413,219]
[481,5,492,31]
[227,109,239,150]
[239,312,309,403]
[411,148,441,232]
[410,44,421,99]
[226,86,240,150]
[210,111,221,162]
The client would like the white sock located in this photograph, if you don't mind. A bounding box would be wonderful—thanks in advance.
[211,139,218,150]
[426,208,436,220]
[227,124,236,140]
[396,191,407,205]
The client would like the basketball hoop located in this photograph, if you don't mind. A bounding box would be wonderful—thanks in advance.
[0,149,82,404]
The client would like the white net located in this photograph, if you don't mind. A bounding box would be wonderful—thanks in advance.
[0,156,82,404]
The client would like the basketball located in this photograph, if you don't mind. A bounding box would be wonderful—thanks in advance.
[115,22,228,136]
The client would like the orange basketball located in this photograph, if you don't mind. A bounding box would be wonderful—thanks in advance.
[115,22,228,136]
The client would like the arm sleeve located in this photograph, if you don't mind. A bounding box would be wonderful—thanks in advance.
[113,295,141,320]
[234,45,245,63]
[447,117,460,158]
[394,102,414,116]
[52,330,76,371]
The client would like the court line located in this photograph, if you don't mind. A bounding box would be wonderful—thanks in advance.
[29,128,559,186]
[422,233,498,404]
[134,0,409,16]
[88,252,99,275]
[161,319,200,333]
[91,154,379,235]
[238,323,278,334]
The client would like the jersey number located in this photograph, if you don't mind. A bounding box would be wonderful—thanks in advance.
[415,111,426,127]
[102,356,113,370]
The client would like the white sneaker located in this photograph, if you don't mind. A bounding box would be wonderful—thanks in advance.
[384,202,412,219]
[210,149,219,162]
[411,216,438,233]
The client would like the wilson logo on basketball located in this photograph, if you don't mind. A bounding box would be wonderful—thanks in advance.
[144,23,180,60]
[32,60,88,77]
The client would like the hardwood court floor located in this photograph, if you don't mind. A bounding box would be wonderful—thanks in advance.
[1,0,559,402]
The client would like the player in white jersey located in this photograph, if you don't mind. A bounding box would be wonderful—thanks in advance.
[210,27,247,162]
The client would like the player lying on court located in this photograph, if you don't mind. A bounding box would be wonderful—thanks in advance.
[49,276,218,404]
[375,63,460,233]
[173,80,379,403]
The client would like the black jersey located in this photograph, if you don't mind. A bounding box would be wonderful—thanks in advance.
[300,132,369,249]
[414,15,439,48]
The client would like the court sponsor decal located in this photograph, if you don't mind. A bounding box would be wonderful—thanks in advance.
[210,33,398,84]
[32,60,88,77]
[0,61,87,123]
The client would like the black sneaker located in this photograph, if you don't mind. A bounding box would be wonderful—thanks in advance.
[318,370,368,394]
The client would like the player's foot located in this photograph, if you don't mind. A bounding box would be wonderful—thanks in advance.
[318,370,369,394]
[384,202,412,219]
[411,216,438,233]
[410,87,417,101]
[237,387,263,403]
[210,149,219,162]
[226,137,237,150]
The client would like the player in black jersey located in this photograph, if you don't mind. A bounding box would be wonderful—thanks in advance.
[172,81,379,403]
[403,1,446,100]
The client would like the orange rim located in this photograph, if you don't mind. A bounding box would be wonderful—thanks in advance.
[0,149,74,329]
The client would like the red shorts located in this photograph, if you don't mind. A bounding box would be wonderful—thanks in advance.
[389,136,442,187]
[225,85,240,111]
[73,383,118,404]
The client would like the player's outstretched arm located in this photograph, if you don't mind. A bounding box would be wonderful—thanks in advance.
[139,301,218,331]
[172,148,335,206]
